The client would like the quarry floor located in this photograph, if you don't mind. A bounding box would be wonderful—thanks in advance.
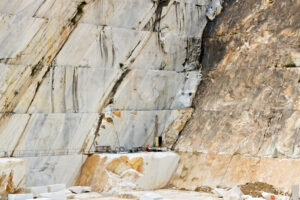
[71,189,219,200]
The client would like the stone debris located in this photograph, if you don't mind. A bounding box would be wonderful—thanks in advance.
[47,184,66,192]
[8,194,33,200]
[223,187,244,200]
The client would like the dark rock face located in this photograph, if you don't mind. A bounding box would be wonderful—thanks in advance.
[172,0,300,191]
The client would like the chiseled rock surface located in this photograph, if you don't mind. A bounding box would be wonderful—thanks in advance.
[173,0,300,191]
[95,108,193,149]
[0,113,100,156]
[0,158,25,196]
[110,70,201,110]
[77,152,180,192]
[0,0,220,188]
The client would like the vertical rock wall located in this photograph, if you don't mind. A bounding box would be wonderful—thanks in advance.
[172,0,300,192]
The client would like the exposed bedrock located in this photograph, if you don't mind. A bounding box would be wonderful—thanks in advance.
[0,0,223,195]
[173,0,300,192]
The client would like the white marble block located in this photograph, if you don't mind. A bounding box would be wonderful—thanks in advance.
[8,193,33,200]
[25,186,48,197]
[47,184,66,192]
[39,191,66,200]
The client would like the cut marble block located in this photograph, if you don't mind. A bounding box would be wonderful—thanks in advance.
[77,152,180,191]
[110,70,201,110]
[80,0,210,37]
[25,186,48,197]
[95,108,193,149]
[0,0,43,16]
[8,193,33,200]
[0,158,25,196]
[9,113,99,155]
[38,191,66,200]
[48,184,66,192]
[55,23,202,71]
[24,155,87,187]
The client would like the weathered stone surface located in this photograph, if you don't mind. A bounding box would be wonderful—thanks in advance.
[0,158,25,196]
[174,0,300,191]
[24,155,87,187]
[171,152,300,192]
[95,109,193,149]
[77,153,179,192]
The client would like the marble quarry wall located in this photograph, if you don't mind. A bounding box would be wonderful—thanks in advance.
[172,0,300,192]
[1,0,298,196]
[0,0,223,196]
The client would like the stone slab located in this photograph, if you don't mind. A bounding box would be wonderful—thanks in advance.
[8,194,33,200]
[23,155,87,187]
[48,184,66,192]
[25,186,48,197]
[77,152,180,192]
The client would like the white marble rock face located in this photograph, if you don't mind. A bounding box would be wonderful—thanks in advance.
[27,67,122,113]
[0,113,99,156]
[80,0,209,38]
[0,0,217,189]
[95,109,193,149]
[110,70,201,110]
[54,23,201,72]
